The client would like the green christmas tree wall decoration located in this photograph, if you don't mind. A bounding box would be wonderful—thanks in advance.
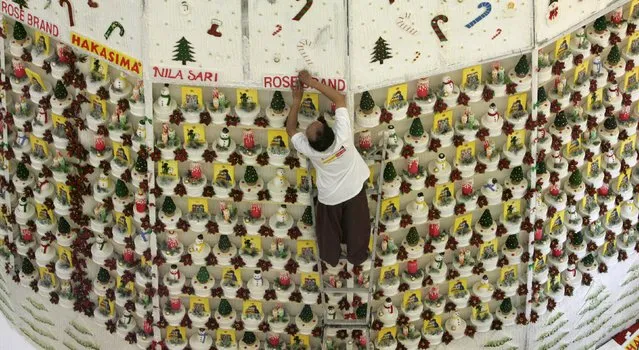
[12,0,28,9]
[97,267,110,283]
[505,234,519,249]
[173,37,196,65]
[409,118,424,137]
[514,56,530,77]
[54,81,68,100]
[218,299,233,316]
[115,179,129,198]
[406,227,420,246]
[13,21,27,41]
[162,197,176,216]
[370,37,392,65]
[21,258,34,275]
[510,166,524,184]
[359,91,375,113]
[196,267,210,284]
[270,91,286,113]
[478,209,494,228]
[383,162,397,182]
[244,166,259,185]
[299,304,314,323]
[607,45,621,66]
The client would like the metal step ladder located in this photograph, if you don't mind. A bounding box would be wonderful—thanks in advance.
[305,141,387,349]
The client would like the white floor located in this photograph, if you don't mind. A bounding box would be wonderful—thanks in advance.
[0,312,34,350]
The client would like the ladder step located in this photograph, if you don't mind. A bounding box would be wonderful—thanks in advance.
[324,319,369,327]
[323,287,369,293]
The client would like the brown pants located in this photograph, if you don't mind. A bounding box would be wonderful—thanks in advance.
[316,184,371,267]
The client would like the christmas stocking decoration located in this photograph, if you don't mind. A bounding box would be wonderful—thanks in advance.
[207,20,222,37]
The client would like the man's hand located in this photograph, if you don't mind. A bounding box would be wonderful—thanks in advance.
[298,70,314,87]
[292,80,303,103]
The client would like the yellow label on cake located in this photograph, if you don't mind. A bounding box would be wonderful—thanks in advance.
[617,168,632,191]
[30,135,49,157]
[386,83,408,108]
[158,160,179,179]
[506,129,526,152]
[377,326,397,343]
[296,168,316,187]
[25,68,47,91]
[38,267,56,287]
[403,289,422,308]
[479,238,498,259]
[241,236,261,253]
[116,276,135,294]
[297,240,317,258]
[380,264,399,283]
[435,183,454,204]
[189,296,211,314]
[453,213,473,235]
[52,113,66,130]
[56,183,71,204]
[606,206,621,225]
[268,129,289,149]
[588,88,604,110]
[534,255,546,272]
[566,138,581,157]
[574,60,589,84]
[448,278,468,295]
[625,66,639,90]
[554,34,570,58]
[140,255,151,267]
[97,296,115,316]
[112,142,131,165]
[503,200,520,220]
[34,31,51,56]
[499,265,518,283]
[114,212,132,235]
[461,65,482,87]
[587,154,601,177]
[236,88,259,107]
[300,272,320,290]
[581,194,597,210]
[550,210,565,231]
[300,92,319,111]
[456,141,476,162]
[221,267,241,285]
[506,93,527,115]
[368,165,375,186]
[91,94,108,119]
[472,303,490,319]
[433,110,453,133]
[181,86,203,109]
[88,57,109,81]
[35,203,53,223]
[213,163,235,184]
[423,315,443,333]
[628,31,639,54]
[57,246,73,267]
[290,335,310,346]
[187,197,209,214]
[167,326,187,343]
[183,123,206,145]
[381,196,400,218]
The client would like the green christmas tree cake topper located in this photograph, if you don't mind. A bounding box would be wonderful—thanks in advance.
[383,162,397,182]
[505,234,519,250]
[162,197,177,216]
[478,209,494,228]
[244,166,259,185]
[406,227,420,246]
[514,56,530,77]
[607,45,621,66]
[569,169,582,188]
[500,298,513,313]
[299,304,314,323]
[218,299,233,316]
[409,118,424,137]
[21,258,35,275]
[510,166,524,184]
[13,21,27,41]
[270,91,286,113]
[54,81,69,100]
[359,91,375,114]
[196,266,210,284]
[593,16,607,33]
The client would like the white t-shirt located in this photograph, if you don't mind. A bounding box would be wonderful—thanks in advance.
[292,107,370,205]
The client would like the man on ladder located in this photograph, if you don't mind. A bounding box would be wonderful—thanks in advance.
[286,70,371,270]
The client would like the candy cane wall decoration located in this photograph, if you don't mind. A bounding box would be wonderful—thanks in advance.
[297,39,314,67]
[58,0,74,27]
[465,2,492,28]
[104,21,125,40]
[431,15,448,42]
[292,0,313,21]
[396,13,418,35]
[272,24,282,36]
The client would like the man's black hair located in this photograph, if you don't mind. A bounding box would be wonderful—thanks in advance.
[309,119,335,152]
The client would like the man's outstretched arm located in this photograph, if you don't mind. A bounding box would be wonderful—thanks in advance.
[298,70,346,109]
[286,80,303,137]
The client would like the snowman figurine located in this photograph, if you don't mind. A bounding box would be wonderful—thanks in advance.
[112,72,129,92]
[217,128,231,149]
[158,84,172,107]
[168,264,181,282]
[276,205,289,224]
[441,76,455,96]
[253,270,264,287]
[36,106,48,125]
[98,172,110,192]
[135,120,146,139]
